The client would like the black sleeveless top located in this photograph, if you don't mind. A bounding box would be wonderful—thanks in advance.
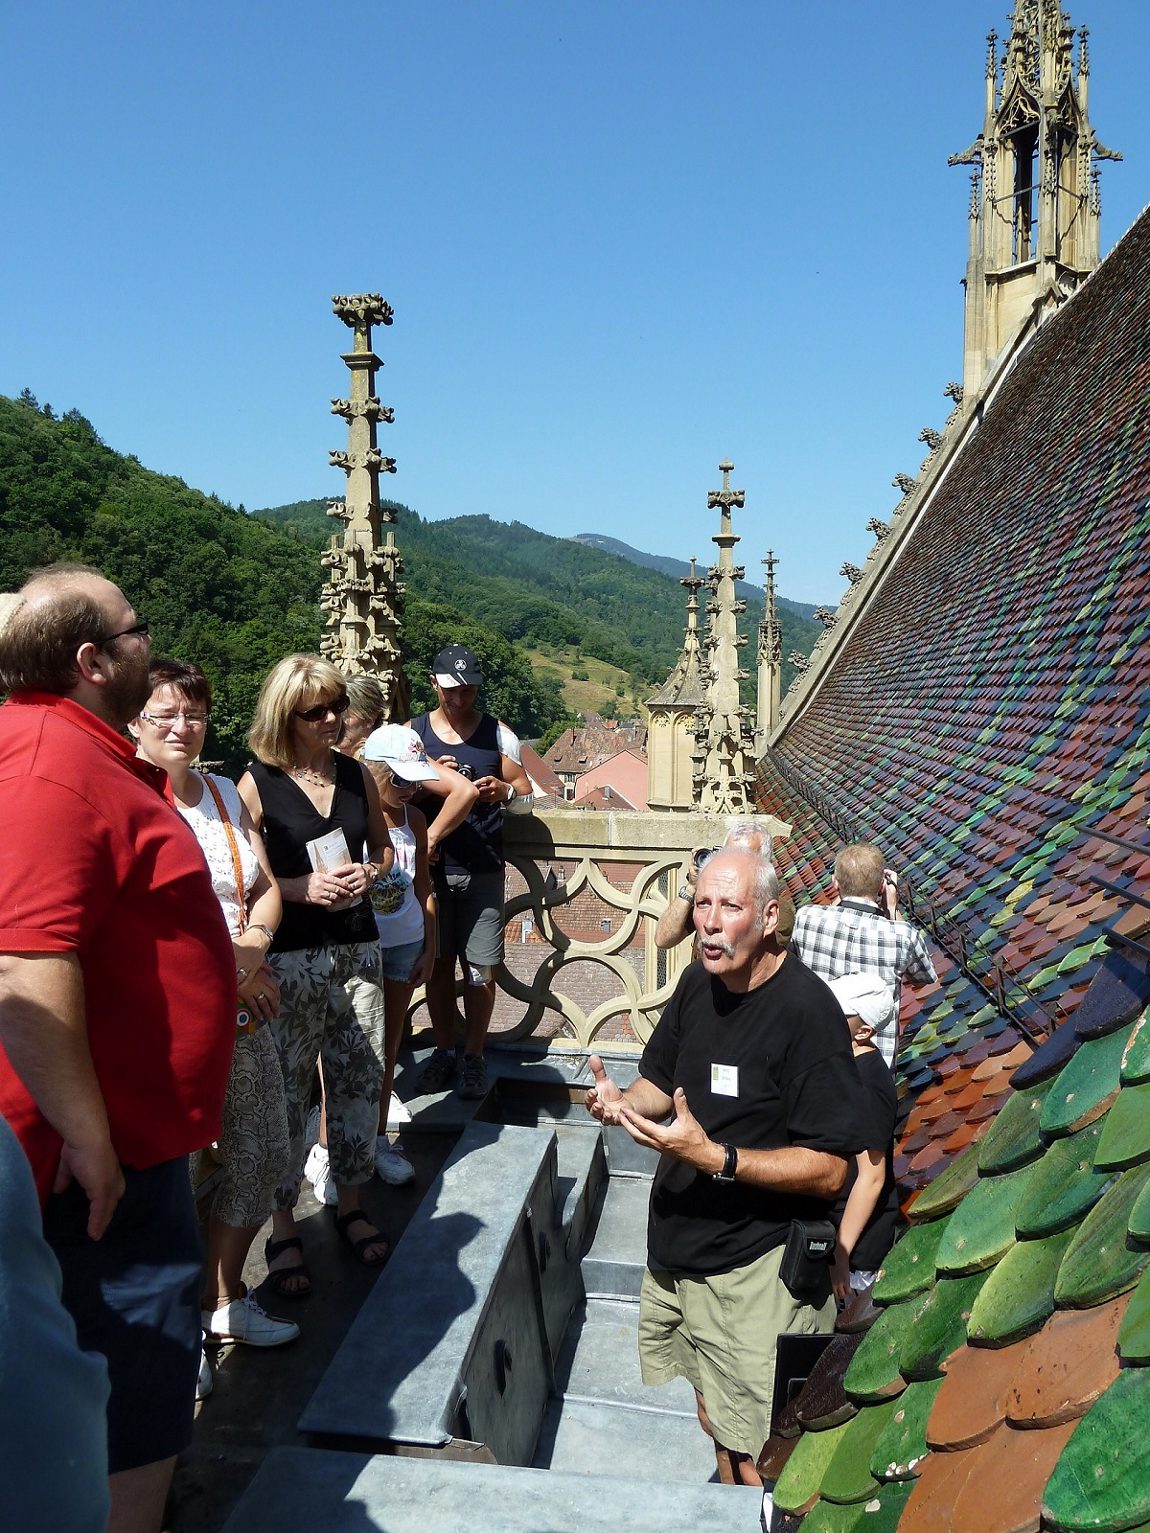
[411,711,504,875]
[248,754,376,951]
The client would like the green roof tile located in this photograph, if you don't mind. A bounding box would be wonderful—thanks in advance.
[1121,1014,1150,1085]
[1095,1081,1150,1172]
[1116,1266,1150,1363]
[935,1162,1033,1275]
[1040,1025,1135,1142]
[772,1417,854,1516]
[1042,1370,1150,1532]
[872,1218,950,1305]
[966,1227,1077,1346]
[843,1296,922,1403]
[798,1482,916,1533]
[976,1079,1055,1174]
[1055,1162,1150,1307]
[899,1271,989,1382]
[821,1398,900,1504]
[1015,1121,1115,1237]
[868,1376,944,1483]
[906,1142,982,1224]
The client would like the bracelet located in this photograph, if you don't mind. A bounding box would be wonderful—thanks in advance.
[250,923,275,949]
[677,882,694,902]
[505,781,515,803]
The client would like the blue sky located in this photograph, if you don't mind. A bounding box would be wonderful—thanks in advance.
[4,2,1150,604]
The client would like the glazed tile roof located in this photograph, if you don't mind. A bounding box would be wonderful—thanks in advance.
[754,205,1150,1530]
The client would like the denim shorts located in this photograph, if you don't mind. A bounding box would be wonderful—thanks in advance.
[379,937,425,983]
[42,1156,203,1473]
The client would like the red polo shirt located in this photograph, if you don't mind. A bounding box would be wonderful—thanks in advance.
[0,692,235,1199]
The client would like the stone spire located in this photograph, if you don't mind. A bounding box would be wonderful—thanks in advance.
[320,293,409,720]
[646,557,709,812]
[755,549,782,747]
[693,461,756,815]
[949,3,1120,400]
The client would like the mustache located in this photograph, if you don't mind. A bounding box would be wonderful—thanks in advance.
[700,938,736,959]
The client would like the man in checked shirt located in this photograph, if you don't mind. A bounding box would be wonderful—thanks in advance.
[791,842,936,1070]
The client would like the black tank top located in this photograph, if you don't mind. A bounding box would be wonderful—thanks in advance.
[411,711,504,875]
[248,754,377,951]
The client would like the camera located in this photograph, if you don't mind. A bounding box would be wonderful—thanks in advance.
[693,846,718,870]
[456,764,475,781]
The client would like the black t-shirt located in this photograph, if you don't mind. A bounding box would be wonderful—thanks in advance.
[411,711,504,876]
[248,755,377,951]
[831,1048,900,1273]
[639,956,866,1278]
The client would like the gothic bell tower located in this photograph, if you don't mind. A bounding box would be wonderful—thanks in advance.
[950,2,1119,401]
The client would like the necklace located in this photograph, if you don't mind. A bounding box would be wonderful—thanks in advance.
[290,759,333,789]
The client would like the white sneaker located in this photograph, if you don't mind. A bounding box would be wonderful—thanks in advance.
[305,1142,339,1205]
[374,1137,415,1185]
[196,1340,213,1400]
[202,1290,300,1348]
[385,1093,411,1126]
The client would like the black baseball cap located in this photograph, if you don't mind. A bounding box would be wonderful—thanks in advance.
[432,645,484,688]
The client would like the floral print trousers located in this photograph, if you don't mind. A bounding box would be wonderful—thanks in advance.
[267,941,386,1207]
[208,1024,291,1228]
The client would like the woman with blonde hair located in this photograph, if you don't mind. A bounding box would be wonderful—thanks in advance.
[238,654,394,1294]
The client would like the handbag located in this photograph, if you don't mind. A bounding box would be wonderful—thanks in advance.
[779,1217,836,1302]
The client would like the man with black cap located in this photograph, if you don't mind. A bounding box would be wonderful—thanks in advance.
[408,645,532,1099]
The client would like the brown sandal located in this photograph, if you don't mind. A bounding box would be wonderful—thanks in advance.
[262,1235,313,1298]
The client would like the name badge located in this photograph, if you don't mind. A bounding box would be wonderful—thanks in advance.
[711,1063,739,1097]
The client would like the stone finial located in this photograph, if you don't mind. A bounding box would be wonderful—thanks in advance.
[331,294,394,329]
[866,516,890,541]
[707,459,746,524]
[787,651,810,675]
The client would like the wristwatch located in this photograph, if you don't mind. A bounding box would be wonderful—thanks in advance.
[677,881,693,902]
[712,1143,738,1183]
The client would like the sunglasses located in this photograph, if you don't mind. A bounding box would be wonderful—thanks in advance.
[295,693,351,723]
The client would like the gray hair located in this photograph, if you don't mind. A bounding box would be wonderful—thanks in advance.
[698,847,780,919]
[722,816,774,860]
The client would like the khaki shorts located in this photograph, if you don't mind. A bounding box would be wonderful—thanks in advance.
[638,1244,835,1458]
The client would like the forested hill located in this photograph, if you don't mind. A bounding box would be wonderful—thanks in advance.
[0,393,568,767]
[255,500,821,705]
[572,533,821,619]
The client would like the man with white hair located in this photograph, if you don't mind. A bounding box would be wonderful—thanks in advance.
[654,817,795,950]
[587,848,863,1487]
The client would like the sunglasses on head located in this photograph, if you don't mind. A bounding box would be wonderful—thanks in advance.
[295,693,351,723]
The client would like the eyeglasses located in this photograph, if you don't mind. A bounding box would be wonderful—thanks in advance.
[138,709,210,729]
[295,694,350,723]
[99,619,150,646]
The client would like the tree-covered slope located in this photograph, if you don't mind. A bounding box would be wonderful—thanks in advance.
[0,395,567,766]
[255,500,820,697]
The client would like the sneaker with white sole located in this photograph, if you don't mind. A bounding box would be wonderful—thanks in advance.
[196,1340,213,1400]
[385,1093,411,1126]
[374,1137,415,1185]
[304,1142,339,1205]
[202,1290,300,1348]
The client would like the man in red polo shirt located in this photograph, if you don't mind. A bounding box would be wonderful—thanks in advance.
[0,564,235,1533]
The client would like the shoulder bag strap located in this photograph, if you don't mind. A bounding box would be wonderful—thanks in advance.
[201,773,248,931]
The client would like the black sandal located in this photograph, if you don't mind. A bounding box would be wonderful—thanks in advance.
[262,1235,313,1299]
[334,1210,390,1268]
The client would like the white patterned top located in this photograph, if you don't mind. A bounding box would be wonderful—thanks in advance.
[176,773,259,938]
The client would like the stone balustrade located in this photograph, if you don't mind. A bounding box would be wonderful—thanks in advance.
[409,809,789,1054]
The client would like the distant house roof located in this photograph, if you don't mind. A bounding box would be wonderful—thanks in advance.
[543,712,647,776]
[573,748,649,812]
[518,744,564,800]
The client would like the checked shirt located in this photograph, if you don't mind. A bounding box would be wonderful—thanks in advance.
[792,897,937,1067]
